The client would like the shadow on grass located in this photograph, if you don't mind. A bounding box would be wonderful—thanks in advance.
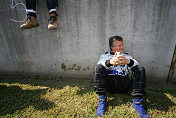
[106,91,133,108]
[0,85,55,116]
[0,76,95,116]
[1,76,176,115]
[0,76,95,95]
[145,82,176,112]
[102,81,176,113]
[0,76,94,89]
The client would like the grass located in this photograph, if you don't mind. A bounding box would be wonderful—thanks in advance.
[0,76,176,118]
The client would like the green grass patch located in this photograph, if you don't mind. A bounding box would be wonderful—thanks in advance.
[0,76,176,118]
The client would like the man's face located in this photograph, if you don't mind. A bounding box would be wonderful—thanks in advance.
[111,40,123,53]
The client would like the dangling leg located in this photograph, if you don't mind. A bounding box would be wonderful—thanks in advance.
[26,0,37,17]
[46,0,58,30]
[20,0,39,29]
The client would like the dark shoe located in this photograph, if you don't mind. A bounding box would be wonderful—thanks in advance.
[20,15,39,29]
[48,15,57,30]
[96,95,107,117]
[133,98,149,118]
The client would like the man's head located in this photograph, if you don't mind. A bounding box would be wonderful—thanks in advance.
[109,36,123,53]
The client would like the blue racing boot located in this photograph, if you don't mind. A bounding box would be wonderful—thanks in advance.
[96,95,107,117]
[132,98,149,118]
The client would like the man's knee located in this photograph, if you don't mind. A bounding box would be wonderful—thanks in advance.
[132,66,145,72]
[132,66,146,80]
[94,64,107,83]
[95,64,107,74]
[132,66,146,94]
[94,64,107,94]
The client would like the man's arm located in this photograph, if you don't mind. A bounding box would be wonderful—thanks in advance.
[126,58,139,68]
[105,60,112,67]
[97,54,108,67]
[104,52,131,67]
[109,54,139,68]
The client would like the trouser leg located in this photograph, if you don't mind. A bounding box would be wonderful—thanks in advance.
[46,0,58,15]
[94,64,107,95]
[26,0,37,17]
[131,66,146,97]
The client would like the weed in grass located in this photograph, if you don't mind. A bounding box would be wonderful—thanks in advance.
[0,77,176,118]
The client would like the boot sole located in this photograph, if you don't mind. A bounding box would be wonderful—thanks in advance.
[48,27,57,30]
[20,24,39,29]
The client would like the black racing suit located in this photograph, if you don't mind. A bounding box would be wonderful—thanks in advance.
[94,52,146,97]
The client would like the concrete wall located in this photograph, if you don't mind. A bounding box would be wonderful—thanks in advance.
[0,0,176,81]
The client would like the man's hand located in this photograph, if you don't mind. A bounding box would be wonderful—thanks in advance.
[117,56,130,65]
[110,56,119,65]
[110,54,130,66]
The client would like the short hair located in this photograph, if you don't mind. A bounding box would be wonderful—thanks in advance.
[109,36,123,50]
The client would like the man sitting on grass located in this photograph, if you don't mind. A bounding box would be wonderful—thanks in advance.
[94,36,149,118]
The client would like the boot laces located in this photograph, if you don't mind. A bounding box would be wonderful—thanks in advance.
[99,101,106,109]
[26,15,32,22]
[49,16,57,24]
[98,99,107,110]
